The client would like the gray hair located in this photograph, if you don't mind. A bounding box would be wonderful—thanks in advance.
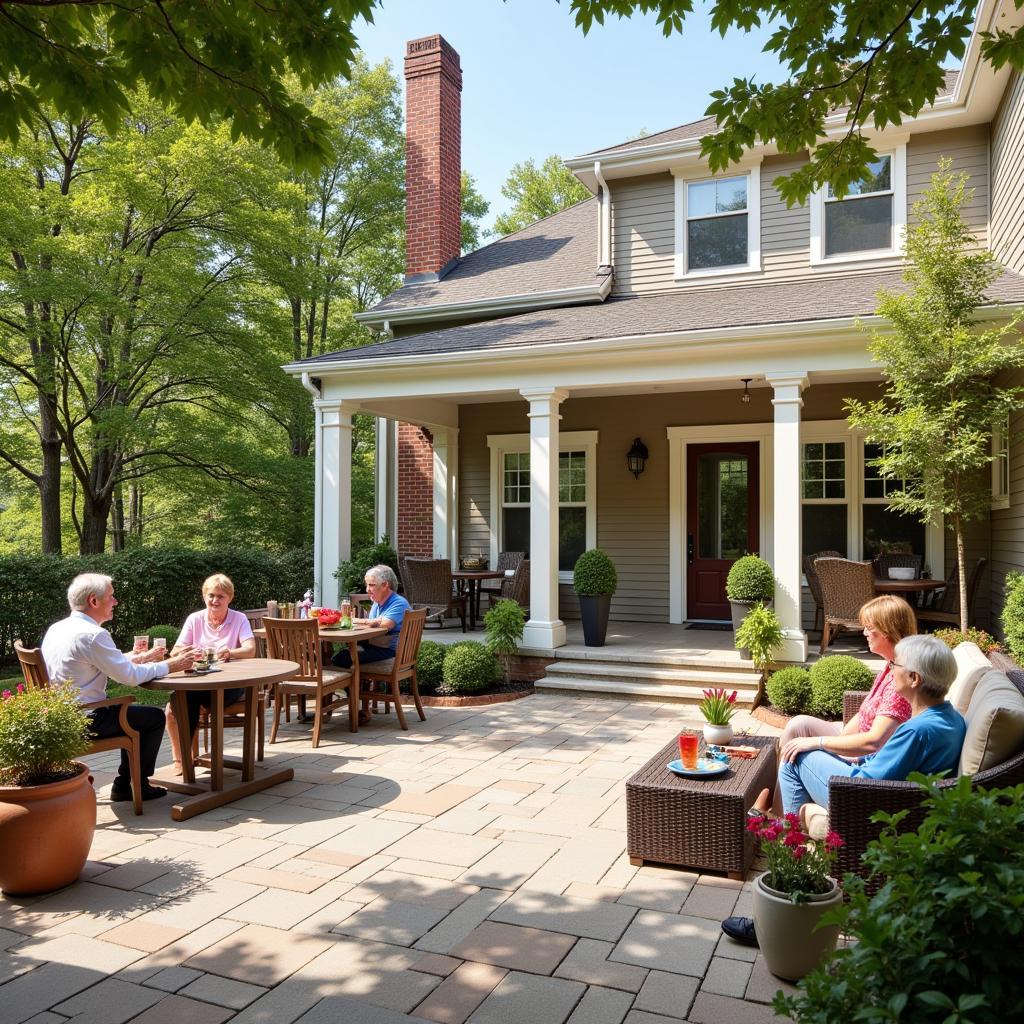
[894,634,956,700]
[364,564,398,591]
[67,572,113,611]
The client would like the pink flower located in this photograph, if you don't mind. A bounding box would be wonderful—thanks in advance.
[728,691,737,703]
[825,831,846,850]
[702,689,713,699]
[16,683,24,694]
[1,690,11,700]
[783,830,804,848]
[792,845,806,860]
[746,817,763,834]
[784,812,801,826]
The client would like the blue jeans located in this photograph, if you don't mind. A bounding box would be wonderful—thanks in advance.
[779,750,860,815]
[331,643,395,669]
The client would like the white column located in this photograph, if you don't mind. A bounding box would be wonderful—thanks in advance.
[521,387,568,649]
[374,417,397,545]
[766,372,809,663]
[432,426,459,564]
[316,398,357,609]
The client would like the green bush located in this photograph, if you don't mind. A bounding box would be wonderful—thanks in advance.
[145,624,181,647]
[808,655,875,718]
[777,777,1024,1024]
[415,640,446,694]
[484,599,525,682]
[0,682,91,785]
[334,536,400,596]
[765,667,812,714]
[725,554,775,602]
[1002,571,1024,664]
[572,548,617,596]
[734,602,784,670]
[441,641,498,694]
[933,626,1001,654]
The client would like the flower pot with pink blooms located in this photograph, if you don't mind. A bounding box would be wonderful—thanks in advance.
[698,687,738,746]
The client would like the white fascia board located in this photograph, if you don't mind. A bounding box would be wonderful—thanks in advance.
[355,275,613,328]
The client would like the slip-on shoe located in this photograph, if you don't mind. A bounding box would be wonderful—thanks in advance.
[110,781,167,802]
[721,916,759,947]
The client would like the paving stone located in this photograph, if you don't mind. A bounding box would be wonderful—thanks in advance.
[314,819,420,858]
[383,829,499,869]
[490,891,636,942]
[179,973,268,1009]
[554,938,648,993]
[687,991,788,1023]
[391,859,468,881]
[458,841,556,889]
[413,961,507,1023]
[224,867,326,893]
[714,931,758,964]
[701,956,752,998]
[448,922,575,976]
[14,933,145,974]
[293,993,434,1023]
[302,848,365,869]
[633,970,699,1019]
[566,986,634,1024]
[184,924,332,985]
[609,911,719,977]
[680,885,739,921]
[744,955,798,1005]
[227,880,357,930]
[412,953,464,977]
[142,966,205,993]
[115,919,245,979]
[100,921,190,952]
[1,963,114,1024]
[20,1014,66,1024]
[563,883,622,903]
[617,870,697,914]
[623,1012,681,1024]
[466,970,586,1024]
[333,899,450,946]
[53,977,163,1023]
[415,889,509,955]
[347,872,479,911]
[381,784,482,816]
[117,993,235,1024]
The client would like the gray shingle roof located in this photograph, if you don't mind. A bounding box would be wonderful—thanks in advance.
[300,266,1024,368]
[365,198,600,316]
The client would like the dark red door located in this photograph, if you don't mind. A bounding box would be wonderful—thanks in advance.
[686,442,760,620]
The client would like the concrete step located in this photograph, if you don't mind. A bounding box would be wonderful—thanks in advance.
[535,674,760,706]
[542,660,756,687]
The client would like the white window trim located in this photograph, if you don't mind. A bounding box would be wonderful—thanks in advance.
[809,143,907,266]
[487,430,598,583]
[673,162,762,281]
[992,414,1010,510]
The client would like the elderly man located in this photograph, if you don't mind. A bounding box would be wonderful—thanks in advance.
[42,573,194,802]
[332,563,410,669]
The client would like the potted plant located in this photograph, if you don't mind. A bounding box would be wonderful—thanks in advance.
[747,813,844,981]
[573,548,618,647]
[734,601,783,670]
[697,687,738,745]
[725,554,775,643]
[0,682,96,896]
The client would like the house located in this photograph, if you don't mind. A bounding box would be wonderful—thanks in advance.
[286,2,1024,663]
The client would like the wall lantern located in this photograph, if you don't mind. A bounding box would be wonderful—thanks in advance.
[741,378,752,404]
[626,437,649,479]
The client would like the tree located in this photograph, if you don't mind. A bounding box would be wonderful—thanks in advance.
[493,155,592,236]
[461,172,490,253]
[0,0,377,170]
[568,1,1024,204]
[845,161,1024,630]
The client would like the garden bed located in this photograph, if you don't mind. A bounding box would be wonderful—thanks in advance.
[406,680,535,707]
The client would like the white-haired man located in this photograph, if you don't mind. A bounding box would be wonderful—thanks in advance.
[42,573,193,802]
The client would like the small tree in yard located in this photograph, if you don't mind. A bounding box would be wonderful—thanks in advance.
[846,161,1024,631]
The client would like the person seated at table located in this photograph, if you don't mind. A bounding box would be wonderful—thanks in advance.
[331,564,409,670]
[41,572,194,802]
[166,573,254,774]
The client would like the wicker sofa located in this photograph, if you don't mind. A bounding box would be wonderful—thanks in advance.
[804,642,1024,882]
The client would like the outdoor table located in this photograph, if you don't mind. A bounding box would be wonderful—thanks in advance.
[147,657,298,822]
[873,576,947,614]
[453,568,506,629]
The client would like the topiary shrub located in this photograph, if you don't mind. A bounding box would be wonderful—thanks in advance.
[1002,571,1024,664]
[726,554,775,602]
[415,640,446,694]
[808,655,875,718]
[145,624,181,648]
[572,548,618,595]
[441,641,498,694]
[766,667,812,714]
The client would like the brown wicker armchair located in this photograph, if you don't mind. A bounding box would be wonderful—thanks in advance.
[481,551,526,602]
[815,557,877,654]
[917,557,987,629]
[401,557,467,631]
[488,558,530,612]
[803,550,842,634]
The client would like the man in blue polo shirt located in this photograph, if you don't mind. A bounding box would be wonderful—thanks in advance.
[332,563,409,667]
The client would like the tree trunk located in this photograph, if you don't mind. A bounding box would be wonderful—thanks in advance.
[129,484,143,540]
[38,421,63,555]
[110,489,125,552]
[79,493,113,555]
[955,516,968,631]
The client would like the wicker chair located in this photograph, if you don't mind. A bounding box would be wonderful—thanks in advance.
[359,607,428,730]
[481,551,526,602]
[14,639,144,815]
[917,557,988,629]
[874,552,923,579]
[803,549,842,634]
[815,557,877,654]
[488,558,530,612]
[401,557,467,630]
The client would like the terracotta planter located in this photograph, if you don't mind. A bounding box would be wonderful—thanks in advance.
[752,872,842,981]
[0,762,96,896]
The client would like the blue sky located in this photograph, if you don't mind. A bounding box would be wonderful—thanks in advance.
[354,0,786,233]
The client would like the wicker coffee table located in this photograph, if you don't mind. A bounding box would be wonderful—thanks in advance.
[625,734,778,879]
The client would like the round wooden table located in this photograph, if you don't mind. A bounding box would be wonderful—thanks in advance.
[873,577,947,616]
[147,657,298,822]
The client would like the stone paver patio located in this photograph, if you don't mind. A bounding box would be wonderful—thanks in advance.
[1,694,796,1024]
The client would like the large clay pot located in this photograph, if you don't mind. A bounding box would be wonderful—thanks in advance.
[579,594,612,647]
[751,872,842,981]
[0,763,96,896]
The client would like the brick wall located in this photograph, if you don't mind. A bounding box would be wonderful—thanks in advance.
[397,422,434,557]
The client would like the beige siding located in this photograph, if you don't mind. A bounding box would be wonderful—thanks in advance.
[991,71,1024,274]
[610,173,675,296]
[990,369,1024,633]
[760,154,811,278]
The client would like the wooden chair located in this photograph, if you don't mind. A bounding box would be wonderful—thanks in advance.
[488,558,530,612]
[14,640,143,815]
[874,552,923,579]
[481,551,526,602]
[358,607,428,731]
[803,550,842,634]
[263,617,357,747]
[917,557,988,629]
[814,558,877,654]
[402,557,467,630]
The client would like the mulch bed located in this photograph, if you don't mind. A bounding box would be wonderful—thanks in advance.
[753,703,842,730]
[405,679,535,707]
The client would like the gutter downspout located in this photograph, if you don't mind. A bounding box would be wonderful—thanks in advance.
[301,373,324,601]
[594,161,613,271]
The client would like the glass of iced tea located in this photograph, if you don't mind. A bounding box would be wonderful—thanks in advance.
[133,635,149,654]
[678,731,699,770]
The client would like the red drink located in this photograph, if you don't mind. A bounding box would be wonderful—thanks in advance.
[678,732,699,770]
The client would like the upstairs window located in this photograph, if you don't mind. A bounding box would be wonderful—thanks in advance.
[825,157,893,256]
[687,176,749,271]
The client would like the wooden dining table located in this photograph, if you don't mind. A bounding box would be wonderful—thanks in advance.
[147,657,298,822]
[453,568,506,629]
[873,576,947,614]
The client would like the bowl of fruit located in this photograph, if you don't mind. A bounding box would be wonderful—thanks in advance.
[317,608,341,627]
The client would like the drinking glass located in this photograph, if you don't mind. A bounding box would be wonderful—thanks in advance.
[205,646,218,665]
[153,637,167,656]
[678,732,699,770]
[133,635,149,654]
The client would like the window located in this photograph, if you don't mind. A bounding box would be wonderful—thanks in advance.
[801,442,848,557]
[993,414,1011,510]
[861,443,925,560]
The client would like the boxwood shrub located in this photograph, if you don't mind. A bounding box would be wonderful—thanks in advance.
[809,655,875,718]
[415,640,447,694]
[441,641,498,694]
[765,667,812,714]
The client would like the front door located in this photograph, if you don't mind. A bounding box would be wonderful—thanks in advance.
[686,441,759,620]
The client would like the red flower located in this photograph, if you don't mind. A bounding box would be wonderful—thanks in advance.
[784,812,801,826]
[1,690,10,700]
[792,845,807,860]
[16,683,24,694]
[728,690,737,703]
[825,831,846,850]
[746,817,763,834]
[783,830,805,848]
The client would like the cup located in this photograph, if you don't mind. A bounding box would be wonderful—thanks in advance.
[678,732,699,770]
[205,646,217,665]
[133,635,149,654]
[153,637,167,656]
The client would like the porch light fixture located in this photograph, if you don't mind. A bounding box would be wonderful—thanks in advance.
[741,378,752,404]
[626,437,649,479]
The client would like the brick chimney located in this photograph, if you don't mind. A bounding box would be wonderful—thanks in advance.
[404,35,462,282]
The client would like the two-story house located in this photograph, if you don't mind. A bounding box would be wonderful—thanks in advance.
[287,0,1024,664]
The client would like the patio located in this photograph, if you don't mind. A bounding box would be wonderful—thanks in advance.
[1,693,794,1024]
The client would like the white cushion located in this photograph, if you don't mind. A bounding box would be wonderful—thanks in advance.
[959,669,1024,775]
[948,642,992,714]
[803,803,829,840]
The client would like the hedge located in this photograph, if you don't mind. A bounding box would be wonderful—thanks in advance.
[0,546,311,662]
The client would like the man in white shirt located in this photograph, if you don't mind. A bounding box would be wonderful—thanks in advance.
[42,573,193,801]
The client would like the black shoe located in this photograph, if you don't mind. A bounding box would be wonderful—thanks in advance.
[721,916,758,947]
[110,781,167,802]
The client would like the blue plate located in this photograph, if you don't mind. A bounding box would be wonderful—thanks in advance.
[667,758,729,778]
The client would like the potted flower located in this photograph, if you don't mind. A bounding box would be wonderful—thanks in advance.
[747,813,844,981]
[725,554,775,647]
[573,548,618,647]
[697,687,738,745]
[734,601,784,685]
[0,682,96,896]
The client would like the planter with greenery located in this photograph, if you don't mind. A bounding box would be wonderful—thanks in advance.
[334,536,401,597]
[0,682,95,895]
[725,555,775,642]
[809,655,875,718]
[933,626,1001,655]
[573,549,618,647]
[734,602,784,684]
[697,687,738,745]
[484,599,525,683]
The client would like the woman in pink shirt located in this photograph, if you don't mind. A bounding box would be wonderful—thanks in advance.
[166,574,255,773]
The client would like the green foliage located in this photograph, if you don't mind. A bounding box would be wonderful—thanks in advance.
[106,683,170,708]
[484,599,526,683]
[749,812,841,899]
[725,554,775,602]
[441,641,499,695]
[414,640,446,695]
[334,536,400,596]
[766,667,812,714]
[933,627,1001,654]
[493,155,592,236]
[776,777,1024,1024]
[461,172,491,253]
[809,655,875,718]
[734,602,783,670]
[0,682,91,786]
[572,549,618,596]
[1001,571,1024,665]
[143,624,182,648]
